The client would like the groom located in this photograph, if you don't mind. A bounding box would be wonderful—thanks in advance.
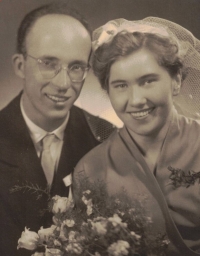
[0,3,114,255]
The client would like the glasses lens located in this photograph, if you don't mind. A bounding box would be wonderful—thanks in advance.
[37,59,89,81]
[38,60,59,79]
[69,65,88,82]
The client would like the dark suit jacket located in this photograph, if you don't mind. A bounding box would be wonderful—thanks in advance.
[0,93,114,256]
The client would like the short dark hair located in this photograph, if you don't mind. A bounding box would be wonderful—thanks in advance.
[92,31,185,91]
[17,3,91,56]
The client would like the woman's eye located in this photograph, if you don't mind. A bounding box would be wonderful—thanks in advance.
[116,84,127,89]
[143,79,156,85]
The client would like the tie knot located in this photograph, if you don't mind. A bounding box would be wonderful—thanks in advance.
[42,134,55,150]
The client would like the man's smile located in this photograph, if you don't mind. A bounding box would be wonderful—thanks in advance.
[45,93,71,103]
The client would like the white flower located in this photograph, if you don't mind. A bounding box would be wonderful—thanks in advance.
[17,227,39,250]
[162,239,170,245]
[81,195,88,204]
[58,223,67,242]
[115,199,121,205]
[52,195,74,214]
[82,198,93,215]
[52,216,60,225]
[94,216,106,221]
[31,253,44,256]
[65,242,82,255]
[107,240,130,256]
[108,214,122,226]
[38,225,56,243]
[108,214,127,228]
[83,190,91,195]
[128,208,135,214]
[54,239,62,246]
[146,216,152,223]
[130,231,141,240]
[56,226,60,232]
[76,235,86,242]
[94,253,101,256]
[87,205,93,216]
[117,210,125,216]
[63,219,75,227]
[91,221,107,235]
[68,231,77,241]
[82,196,92,206]
[45,247,63,256]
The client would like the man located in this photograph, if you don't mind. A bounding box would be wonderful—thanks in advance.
[0,3,114,255]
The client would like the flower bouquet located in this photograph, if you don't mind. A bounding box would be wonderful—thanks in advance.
[17,177,169,256]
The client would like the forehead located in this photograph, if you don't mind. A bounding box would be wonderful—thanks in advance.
[109,48,164,81]
[26,14,91,60]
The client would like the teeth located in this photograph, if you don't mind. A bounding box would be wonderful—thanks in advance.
[131,109,152,118]
[46,94,68,102]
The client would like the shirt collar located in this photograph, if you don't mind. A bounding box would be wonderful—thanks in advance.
[20,96,69,143]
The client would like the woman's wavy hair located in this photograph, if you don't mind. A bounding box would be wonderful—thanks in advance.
[92,31,185,92]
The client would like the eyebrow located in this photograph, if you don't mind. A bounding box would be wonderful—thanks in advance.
[68,60,88,67]
[138,73,159,81]
[39,56,88,66]
[110,73,160,85]
[40,56,58,61]
[110,79,127,85]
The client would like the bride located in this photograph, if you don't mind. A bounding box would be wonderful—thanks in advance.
[74,17,200,255]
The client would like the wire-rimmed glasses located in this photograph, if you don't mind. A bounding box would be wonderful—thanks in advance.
[27,54,90,82]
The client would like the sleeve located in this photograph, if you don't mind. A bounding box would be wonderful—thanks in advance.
[0,196,32,256]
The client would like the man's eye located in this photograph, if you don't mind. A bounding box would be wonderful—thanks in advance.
[71,65,84,71]
[42,60,57,69]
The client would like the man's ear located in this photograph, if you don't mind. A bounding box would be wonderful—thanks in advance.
[172,73,182,96]
[12,54,25,79]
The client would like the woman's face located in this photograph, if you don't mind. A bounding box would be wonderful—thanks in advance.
[108,48,181,137]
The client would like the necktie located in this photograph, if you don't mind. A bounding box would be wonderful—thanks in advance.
[41,134,55,186]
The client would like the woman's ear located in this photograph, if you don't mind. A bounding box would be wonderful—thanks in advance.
[12,54,25,79]
[172,73,182,96]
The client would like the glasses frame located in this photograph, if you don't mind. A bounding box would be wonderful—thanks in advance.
[27,54,90,82]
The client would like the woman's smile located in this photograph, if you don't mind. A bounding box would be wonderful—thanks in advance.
[129,107,155,119]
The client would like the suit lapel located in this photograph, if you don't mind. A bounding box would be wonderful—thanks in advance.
[0,94,49,230]
[6,94,47,187]
[51,106,99,197]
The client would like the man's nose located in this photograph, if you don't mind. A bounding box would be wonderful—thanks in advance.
[129,85,146,106]
[51,67,71,90]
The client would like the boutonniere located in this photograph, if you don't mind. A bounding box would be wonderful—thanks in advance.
[168,166,200,188]
[10,181,51,200]
[10,182,52,217]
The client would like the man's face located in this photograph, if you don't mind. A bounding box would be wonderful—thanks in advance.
[108,48,180,137]
[20,14,91,131]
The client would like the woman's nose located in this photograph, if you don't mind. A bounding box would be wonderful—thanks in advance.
[128,85,146,106]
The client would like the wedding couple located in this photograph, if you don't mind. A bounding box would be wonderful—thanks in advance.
[0,2,200,256]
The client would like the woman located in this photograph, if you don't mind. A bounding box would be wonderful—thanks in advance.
[74,17,200,255]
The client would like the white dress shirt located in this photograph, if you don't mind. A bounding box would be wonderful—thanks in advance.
[20,98,69,172]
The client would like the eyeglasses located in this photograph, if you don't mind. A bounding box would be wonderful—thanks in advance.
[27,55,90,82]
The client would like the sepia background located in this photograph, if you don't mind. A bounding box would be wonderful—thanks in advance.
[0,0,199,126]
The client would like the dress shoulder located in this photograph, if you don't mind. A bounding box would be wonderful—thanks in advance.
[74,130,118,182]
